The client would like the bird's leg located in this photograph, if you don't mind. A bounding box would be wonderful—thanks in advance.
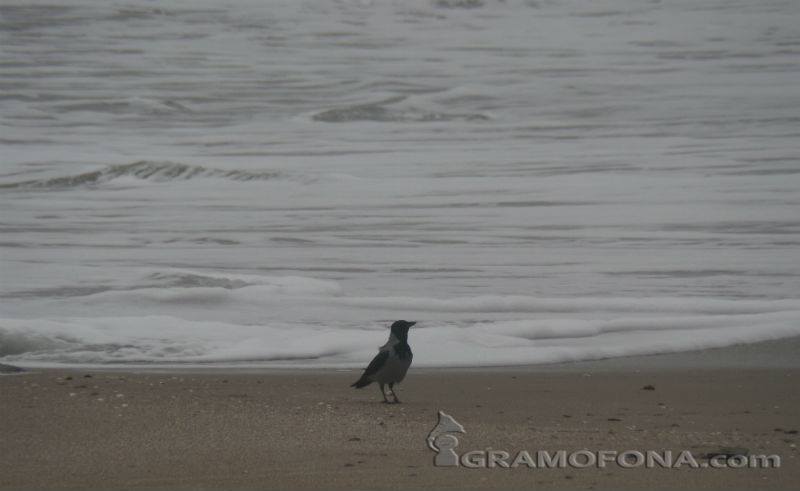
[389,383,401,404]
[379,383,389,403]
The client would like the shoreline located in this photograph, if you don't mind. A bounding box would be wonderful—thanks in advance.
[2,337,799,490]
[4,335,800,375]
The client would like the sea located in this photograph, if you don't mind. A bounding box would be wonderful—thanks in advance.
[1,0,799,368]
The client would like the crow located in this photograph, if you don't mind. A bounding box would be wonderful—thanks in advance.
[351,320,415,403]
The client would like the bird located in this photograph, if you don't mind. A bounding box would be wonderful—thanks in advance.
[351,320,415,403]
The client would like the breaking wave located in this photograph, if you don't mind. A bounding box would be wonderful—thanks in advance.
[433,0,485,9]
[0,161,283,190]
[312,95,489,123]
[2,309,800,366]
[2,269,799,367]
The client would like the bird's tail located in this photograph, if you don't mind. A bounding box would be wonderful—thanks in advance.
[351,377,371,389]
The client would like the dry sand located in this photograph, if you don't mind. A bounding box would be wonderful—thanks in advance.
[1,340,799,490]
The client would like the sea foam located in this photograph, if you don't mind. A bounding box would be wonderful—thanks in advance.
[2,271,799,368]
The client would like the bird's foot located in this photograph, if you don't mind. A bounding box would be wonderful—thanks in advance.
[392,398,402,404]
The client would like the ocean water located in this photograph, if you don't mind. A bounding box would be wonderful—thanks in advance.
[1,0,799,368]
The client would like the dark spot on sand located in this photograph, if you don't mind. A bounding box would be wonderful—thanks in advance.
[786,430,798,434]
[607,418,622,422]
[65,376,73,381]
[90,392,99,396]
[0,363,24,373]
[74,384,87,389]
[774,428,783,432]
[343,463,354,467]
[563,414,572,418]
[348,437,361,442]
[84,374,92,378]
[642,385,655,391]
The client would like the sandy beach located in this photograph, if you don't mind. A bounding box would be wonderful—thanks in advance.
[2,339,799,491]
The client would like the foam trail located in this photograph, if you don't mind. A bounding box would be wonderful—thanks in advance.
[2,272,799,367]
[337,296,800,315]
[0,161,283,190]
[3,313,800,367]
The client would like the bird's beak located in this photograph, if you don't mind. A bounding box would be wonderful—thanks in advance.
[407,321,416,327]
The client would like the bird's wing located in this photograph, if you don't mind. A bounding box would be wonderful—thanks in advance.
[360,350,390,379]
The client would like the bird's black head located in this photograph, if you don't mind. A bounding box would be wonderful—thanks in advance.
[390,320,416,342]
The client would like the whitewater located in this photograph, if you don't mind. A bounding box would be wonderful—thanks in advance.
[1,0,799,368]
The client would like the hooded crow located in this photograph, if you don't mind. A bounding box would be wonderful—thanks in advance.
[351,320,415,403]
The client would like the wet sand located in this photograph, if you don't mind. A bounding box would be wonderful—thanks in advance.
[1,340,799,490]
